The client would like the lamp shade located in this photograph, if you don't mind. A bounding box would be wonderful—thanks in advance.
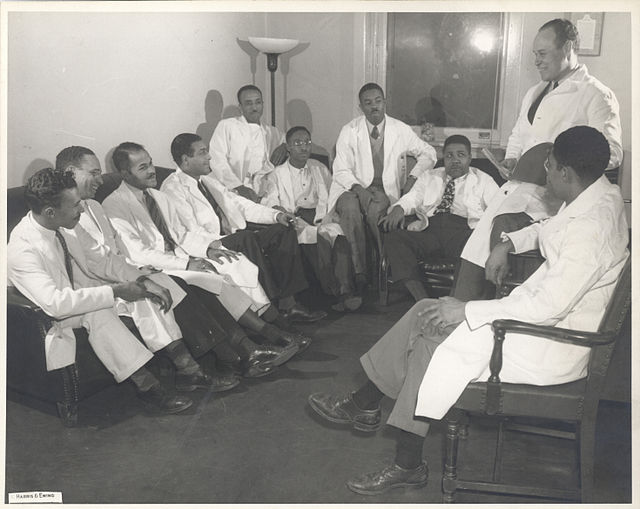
[248,37,299,54]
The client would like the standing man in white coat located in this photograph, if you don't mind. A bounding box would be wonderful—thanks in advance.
[328,82,437,287]
[209,84,287,203]
[455,17,623,301]
[8,168,194,414]
[308,126,628,495]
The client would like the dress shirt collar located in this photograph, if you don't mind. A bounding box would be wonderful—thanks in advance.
[27,211,58,240]
[287,160,309,173]
[366,117,386,137]
[175,167,201,188]
[123,181,147,205]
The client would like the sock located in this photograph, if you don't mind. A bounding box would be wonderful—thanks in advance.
[394,429,425,470]
[352,380,384,410]
[164,340,201,375]
[260,323,284,344]
[261,305,279,323]
[129,366,160,392]
[279,295,295,311]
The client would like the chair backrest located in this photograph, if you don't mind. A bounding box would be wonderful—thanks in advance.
[93,166,175,203]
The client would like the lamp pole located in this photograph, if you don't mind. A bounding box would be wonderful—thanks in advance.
[266,53,279,127]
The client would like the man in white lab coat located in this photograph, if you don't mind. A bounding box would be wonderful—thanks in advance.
[455,18,623,302]
[379,135,499,301]
[209,84,287,203]
[8,168,194,414]
[308,126,628,495]
[328,82,437,285]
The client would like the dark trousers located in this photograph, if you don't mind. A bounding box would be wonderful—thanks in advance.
[384,213,472,282]
[221,224,308,300]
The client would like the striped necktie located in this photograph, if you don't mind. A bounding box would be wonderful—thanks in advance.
[55,230,74,288]
[143,190,177,253]
[198,180,231,234]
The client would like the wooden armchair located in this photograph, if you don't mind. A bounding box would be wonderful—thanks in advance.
[441,256,631,503]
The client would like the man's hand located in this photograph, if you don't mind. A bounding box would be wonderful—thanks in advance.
[276,211,296,227]
[273,205,288,213]
[270,143,289,166]
[206,247,240,264]
[138,276,173,312]
[402,175,417,195]
[352,184,373,210]
[378,205,405,232]
[138,264,162,275]
[234,185,261,203]
[485,239,514,286]
[417,296,466,331]
[498,158,517,180]
[187,256,218,274]
[112,281,152,303]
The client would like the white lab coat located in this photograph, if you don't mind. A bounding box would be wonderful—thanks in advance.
[327,114,437,213]
[78,199,185,352]
[460,181,562,268]
[415,175,628,419]
[264,159,343,244]
[393,167,499,232]
[102,182,270,317]
[160,168,280,238]
[8,213,154,379]
[209,115,285,195]
[506,64,623,170]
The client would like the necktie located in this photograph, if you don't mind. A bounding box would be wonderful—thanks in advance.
[527,81,558,124]
[434,178,455,215]
[197,180,231,235]
[371,126,379,140]
[143,190,176,253]
[55,230,74,288]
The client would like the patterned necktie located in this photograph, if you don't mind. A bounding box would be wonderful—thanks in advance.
[527,81,558,124]
[434,178,455,215]
[197,180,231,235]
[55,230,74,288]
[143,190,176,253]
[371,125,379,140]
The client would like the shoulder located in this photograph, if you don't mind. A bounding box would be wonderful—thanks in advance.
[386,115,409,130]
[308,158,329,173]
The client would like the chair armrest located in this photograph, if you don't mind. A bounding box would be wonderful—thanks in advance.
[7,286,45,313]
[492,319,616,348]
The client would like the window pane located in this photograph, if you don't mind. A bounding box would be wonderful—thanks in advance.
[386,12,503,129]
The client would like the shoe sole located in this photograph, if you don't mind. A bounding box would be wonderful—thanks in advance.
[140,398,194,415]
[346,478,428,496]
[271,345,299,367]
[308,396,381,432]
[287,312,327,323]
[176,379,241,393]
[243,364,276,378]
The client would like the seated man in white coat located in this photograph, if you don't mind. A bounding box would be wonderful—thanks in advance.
[455,18,623,301]
[379,135,499,301]
[264,126,361,312]
[55,145,241,389]
[162,133,326,326]
[329,82,437,287]
[102,142,300,375]
[209,84,287,203]
[8,168,195,414]
[308,126,628,495]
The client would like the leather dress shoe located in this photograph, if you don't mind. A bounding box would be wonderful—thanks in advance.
[137,384,193,414]
[346,462,428,495]
[308,392,381,432]
[241,343,298,378]
[280,331,312,354]
[175,372,240,392]
[281,304,327,323]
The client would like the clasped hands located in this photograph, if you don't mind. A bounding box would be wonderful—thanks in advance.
[416,296,466,335]
[112,276,173,312]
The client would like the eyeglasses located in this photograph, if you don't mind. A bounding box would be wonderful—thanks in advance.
[291,140,312,147]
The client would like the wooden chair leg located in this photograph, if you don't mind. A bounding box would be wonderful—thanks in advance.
[579,419,596,502]
[442,411,462,503]
[379,254,389,306]
[57,365,79,427]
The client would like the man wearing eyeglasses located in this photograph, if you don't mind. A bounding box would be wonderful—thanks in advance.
[264,126,362,312]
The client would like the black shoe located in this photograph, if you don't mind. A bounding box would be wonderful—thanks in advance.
[281,304,327,323]
[280,331,313,354]
[346,462,428,495]
[240,343,298,378]
[175,372,240,392]
[137,384,193,414]
[308,392,381,432]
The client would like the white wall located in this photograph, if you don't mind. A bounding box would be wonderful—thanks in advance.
[7,11,268,186]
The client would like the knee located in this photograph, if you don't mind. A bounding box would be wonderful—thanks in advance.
[234,229,259,247]
[336,192,361,218]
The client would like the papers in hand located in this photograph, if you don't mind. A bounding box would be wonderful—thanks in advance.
[481,148,511,178]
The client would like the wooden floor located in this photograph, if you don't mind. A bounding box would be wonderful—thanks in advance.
[4,291,632,504]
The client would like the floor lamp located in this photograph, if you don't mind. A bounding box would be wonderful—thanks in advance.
[248,37,299,127]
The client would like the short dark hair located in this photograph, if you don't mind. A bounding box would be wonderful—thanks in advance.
[24,167,77,214]
[285,126,311,143]
[358,83,385,103]
[552,126,610,185]
[539,18,580,51]
[55,146,95,171]
[443,134,471,154]
[237,84,262,103]
[171,133,202,166]
[112,142,146,173]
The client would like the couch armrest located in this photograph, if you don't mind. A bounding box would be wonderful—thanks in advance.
[7,286,45,312]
